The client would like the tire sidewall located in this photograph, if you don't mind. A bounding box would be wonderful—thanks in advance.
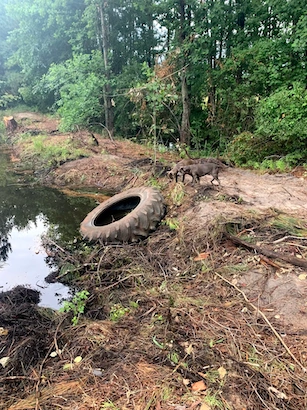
[80,187,164,241]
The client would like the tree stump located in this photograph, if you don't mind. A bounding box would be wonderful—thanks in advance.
[3,116,18,133]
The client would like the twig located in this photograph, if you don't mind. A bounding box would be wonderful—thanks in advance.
[282,242,307,250]
[89,121,115,144]
[103,273,142,290]
[273,235,307,244]
[214,271,307,372]
[46,238,79,266]
[35,318,66,409]
[96,247,111,284]
[47,238,66,254]
[0,376,37,381]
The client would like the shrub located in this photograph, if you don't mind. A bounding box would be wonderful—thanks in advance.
[254,82,307,161]
[227,83,307,167]
[226,132,277,166]
[39,51,107,131]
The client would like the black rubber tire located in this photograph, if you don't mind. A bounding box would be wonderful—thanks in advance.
[80,187,165,243]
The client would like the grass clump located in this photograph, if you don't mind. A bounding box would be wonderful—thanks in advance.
[20,134,88,166]
[170,182,185,206]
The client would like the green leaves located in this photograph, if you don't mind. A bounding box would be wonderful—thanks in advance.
[227,82,307,167]
[256,82,307,148]
[40,51,107,131]
[60,290,90,325]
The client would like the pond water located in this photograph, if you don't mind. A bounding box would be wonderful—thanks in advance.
[0,150,99,309]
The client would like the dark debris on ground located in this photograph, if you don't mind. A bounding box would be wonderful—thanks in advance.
[2,213,307,409]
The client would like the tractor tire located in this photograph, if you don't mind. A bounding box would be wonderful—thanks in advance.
[80,186,165,243]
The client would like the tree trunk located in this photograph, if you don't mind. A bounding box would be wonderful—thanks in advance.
[178,0,191,145]
[97,2,114,137]
[3,116,17,133]
[180,67,190,144]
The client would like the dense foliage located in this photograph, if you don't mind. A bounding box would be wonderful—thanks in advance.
[0,0,307,166]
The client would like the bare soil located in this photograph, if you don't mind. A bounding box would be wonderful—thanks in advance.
[2,113,307,410]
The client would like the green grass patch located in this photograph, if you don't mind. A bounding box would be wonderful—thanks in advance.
[269,214,307,236]
[21,134,88,166]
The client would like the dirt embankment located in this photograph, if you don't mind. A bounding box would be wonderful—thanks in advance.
[2,112,307,410]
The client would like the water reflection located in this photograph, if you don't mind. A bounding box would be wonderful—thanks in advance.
[0,183,97,309]
[0,216,69,308]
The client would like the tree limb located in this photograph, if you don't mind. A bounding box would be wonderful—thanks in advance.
[226,233,307,269]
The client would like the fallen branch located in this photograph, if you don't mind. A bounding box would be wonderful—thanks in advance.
[226,233,307,269]
[214,271,306,373]
[273,235,307,244]
[0,376,37,381]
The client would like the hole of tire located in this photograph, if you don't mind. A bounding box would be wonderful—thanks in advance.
[94,196,141,226]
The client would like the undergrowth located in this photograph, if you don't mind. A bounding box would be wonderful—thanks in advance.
[11,210,302,409]
[18,134,88,166]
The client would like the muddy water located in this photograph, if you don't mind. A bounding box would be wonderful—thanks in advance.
[0,150,98,308]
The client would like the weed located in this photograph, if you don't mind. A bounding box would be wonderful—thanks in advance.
[19,131,44,140]
[204,390,225,409]
[131,167,143,175]
[147,175,164,189]
[60,290,90,325]
[158,144,168,153]
[129,300,139,309]
[209,338,224,348]
[246,346,262,366]
[270,214,307,236]
[100,401,120,409]
[216,194,227,201]
[0,121,6,133]
[170,183,185,206]
[225,263,249,274]
[19,134,88,166]
[163,217,180,230]
[152,313,164,324]
[109,303,130,322]
[167,351,180,364]
[204,370,220,384]
[56,262,77,280]
[159,386,173,401]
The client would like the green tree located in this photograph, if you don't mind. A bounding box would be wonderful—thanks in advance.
[40,51,107,131]
[1,0,307,163]
[255,82,307,159]
[128,62,179,147]
[5,0,86,107]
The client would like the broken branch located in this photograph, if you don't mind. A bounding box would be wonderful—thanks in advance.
[226,233,307,269]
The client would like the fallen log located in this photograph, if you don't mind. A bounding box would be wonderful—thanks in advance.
[225,233,307,269]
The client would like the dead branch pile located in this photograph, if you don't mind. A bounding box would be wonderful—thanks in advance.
[2,212,307,409]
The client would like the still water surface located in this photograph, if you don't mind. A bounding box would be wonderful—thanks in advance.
[0,150,98,309]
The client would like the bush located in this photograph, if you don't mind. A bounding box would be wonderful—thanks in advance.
[254,82,307,159]
[227,83,307,167]
[226,132,277,166]
[40,51,107,131]
[0,92,20,109]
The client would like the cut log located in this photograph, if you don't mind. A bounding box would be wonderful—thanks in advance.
[3,116,18,133]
